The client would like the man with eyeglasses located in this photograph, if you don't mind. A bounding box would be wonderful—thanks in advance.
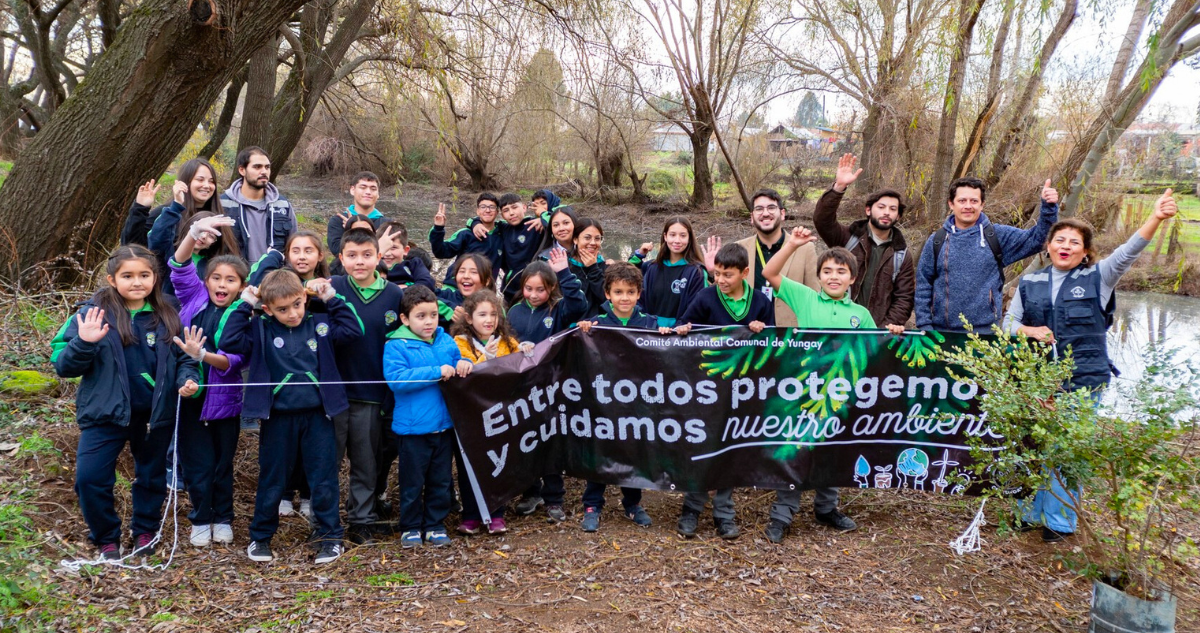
[429,193,504,286]
[812,154,915,330]
[705,189,819,326]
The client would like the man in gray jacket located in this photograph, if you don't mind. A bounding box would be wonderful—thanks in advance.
[220,146,297,262]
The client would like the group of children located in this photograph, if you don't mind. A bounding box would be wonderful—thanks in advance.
[56,166,890,566]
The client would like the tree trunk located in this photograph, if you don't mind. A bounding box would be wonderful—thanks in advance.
[985,0,1077,188]
[1060,2,1200,215]
[239,35,280,152]
[689,125,714,208]
[0,0,311,282]
[928,0,986,211]
[1103,0,1152,107]
[197,70,247,161]
[954,0,1014,177]
[263,0,378,176]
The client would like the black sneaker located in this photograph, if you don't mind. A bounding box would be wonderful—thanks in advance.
[1042,527,1071,543]
[677,510,699,538]
[98,543,121,561]
[765,519,787,544]
[347,524,376,546]
[247,540,273,562]
[715,518,740,540]
[314,541,344,564]
[814,508,857,531]
[374,496,394,519]
[131,533,156,557]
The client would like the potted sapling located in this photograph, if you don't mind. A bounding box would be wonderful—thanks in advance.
[940,329,1199,632]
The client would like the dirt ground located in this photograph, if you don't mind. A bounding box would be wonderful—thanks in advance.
[0,410,1194,632]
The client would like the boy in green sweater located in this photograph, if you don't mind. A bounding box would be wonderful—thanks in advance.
[761,227,904,543]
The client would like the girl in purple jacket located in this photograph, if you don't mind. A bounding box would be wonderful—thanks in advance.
[169,215,249,548]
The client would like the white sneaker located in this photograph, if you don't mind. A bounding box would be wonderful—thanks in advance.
[189,524,212,547]
[298,498,313,520]
[279,499,295,516]
[212,523,234,544]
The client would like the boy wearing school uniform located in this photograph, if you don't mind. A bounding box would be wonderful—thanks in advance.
[675,244,776,540]
[329,229,405,545]
[576,264,680,533]
[221,269,364,564]
[494,193,547,303]
[762,228,890,543]
[376,221,436,291]
[428,193,503,285]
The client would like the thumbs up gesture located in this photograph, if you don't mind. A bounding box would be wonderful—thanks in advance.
[1040,179,1059,205]
[1154,188,1177,220]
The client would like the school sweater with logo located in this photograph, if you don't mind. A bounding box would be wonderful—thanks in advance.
[331,274,404,404]
[124,306,160,412]
[261,317,324,412]
[679,282,776,327]
[775,277,876,329]
[507,269,590,343]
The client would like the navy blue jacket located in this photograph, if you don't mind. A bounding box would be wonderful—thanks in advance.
[635,258,707,325]
[428,222,502,285]
[1017,264,1115,390]
[52,300,200,431]
[385,257,436,291]
[568,257,607,320]
[507,268,590,343]
[330,275,404,405]
[220,296,363,419]
[327,206,385,256]
[592,301,660,330]
[680,285,776,327]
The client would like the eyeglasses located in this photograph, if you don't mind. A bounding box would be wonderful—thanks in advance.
[753,205,780,213]
[478,204,498,211]
[578,235,604,243]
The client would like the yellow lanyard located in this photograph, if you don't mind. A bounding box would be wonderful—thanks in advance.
[755,238,768,270]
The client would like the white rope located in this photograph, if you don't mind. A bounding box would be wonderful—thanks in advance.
[59,377,442,573]
[949,498,988,555]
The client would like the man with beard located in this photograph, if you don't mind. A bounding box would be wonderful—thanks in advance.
[705,189,818,326]
[220,146,297,262]
[811,153,915,329]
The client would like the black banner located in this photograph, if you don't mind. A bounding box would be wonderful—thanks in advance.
[443,327,1000,513]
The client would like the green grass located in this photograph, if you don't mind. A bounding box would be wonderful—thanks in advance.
[1129,193,1200,252]
[0,160,11,189]
[365,572,415,587]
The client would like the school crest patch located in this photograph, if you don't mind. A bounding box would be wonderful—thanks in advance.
[145,332,156,347]
[273,336,285,349]
[307,338,318,352]
[850,316,861,328]
[316,322,330,337]
[385,310,398,325]
[671,278,688,294]
[543,317,554,329]
[517,235,526,244]
[1070,286,1086,299]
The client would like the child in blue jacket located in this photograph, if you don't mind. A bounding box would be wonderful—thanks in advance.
[383,285,473,548]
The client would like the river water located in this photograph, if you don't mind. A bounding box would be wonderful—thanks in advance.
[284,182,1200,381]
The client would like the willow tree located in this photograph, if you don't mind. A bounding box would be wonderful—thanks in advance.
[0,0,310,281]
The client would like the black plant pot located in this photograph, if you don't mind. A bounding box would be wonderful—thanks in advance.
[1089,579,1176,633]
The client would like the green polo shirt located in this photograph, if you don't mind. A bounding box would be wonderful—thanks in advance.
[775,277,876,329]
[349,272,387,302]
[718,280,752,321]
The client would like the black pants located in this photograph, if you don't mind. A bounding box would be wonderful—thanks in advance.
[75,411,171,546]
[581,482,642,512]
[249,409,342,542]
[177,399,239,526]
[375,420,398,501]
[524,475,565,506]
[396,431,454,534]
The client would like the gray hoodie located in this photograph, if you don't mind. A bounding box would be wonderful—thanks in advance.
[220,179,296,262]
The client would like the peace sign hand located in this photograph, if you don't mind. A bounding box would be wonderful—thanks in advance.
[433,203,447,227]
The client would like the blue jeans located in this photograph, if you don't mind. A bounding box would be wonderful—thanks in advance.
[75,411,171,545]
[396,431,454,534]
[1020,469,1079,533]
[249,409,342,542]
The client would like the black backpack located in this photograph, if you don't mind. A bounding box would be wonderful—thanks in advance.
[932,224,1004,283]
[844,234,907,283]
